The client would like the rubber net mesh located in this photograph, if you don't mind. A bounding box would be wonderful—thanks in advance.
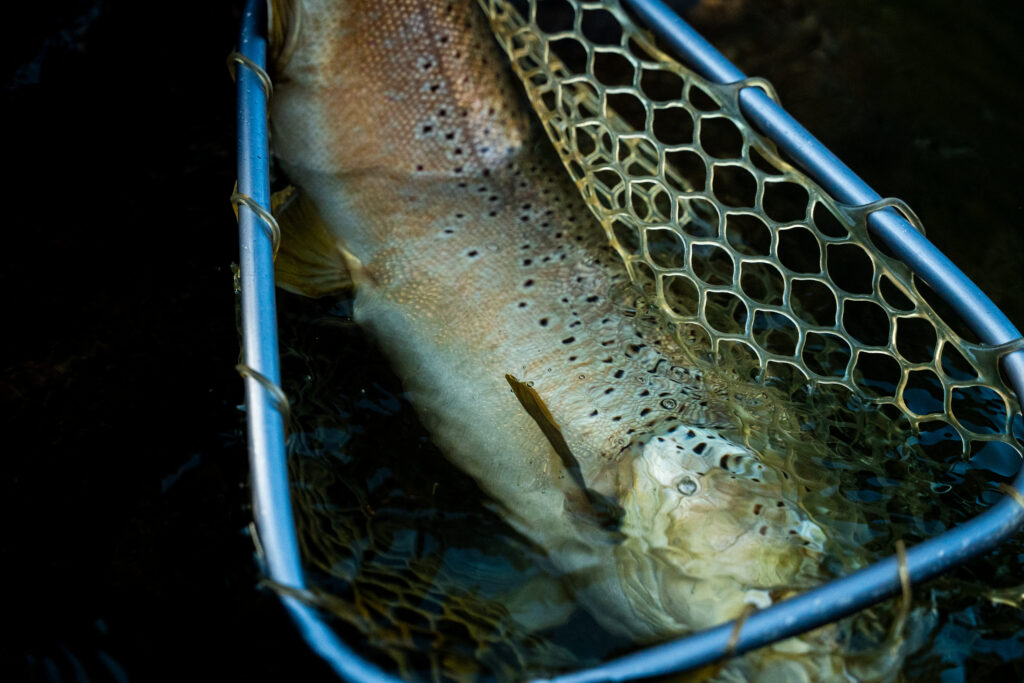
[480,0,1022,462]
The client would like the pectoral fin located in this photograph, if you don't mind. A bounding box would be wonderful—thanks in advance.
[505,374,623,531]
[273,187,353,297]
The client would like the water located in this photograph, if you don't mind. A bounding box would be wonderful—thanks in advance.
[3,0,1020,681]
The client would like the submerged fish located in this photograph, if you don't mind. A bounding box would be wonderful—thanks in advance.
[267,0,856,677]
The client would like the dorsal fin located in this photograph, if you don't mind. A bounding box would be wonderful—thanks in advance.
[505,374,623,531]
[272,187,353,298]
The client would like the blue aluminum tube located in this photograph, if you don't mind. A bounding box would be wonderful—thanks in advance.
[236,0,294,596]
[235,0,1024,680]
[235,2,399,681]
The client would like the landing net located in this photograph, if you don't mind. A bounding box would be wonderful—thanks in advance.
[235,1,1024,681]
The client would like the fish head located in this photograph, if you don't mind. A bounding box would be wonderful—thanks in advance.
[612,426,827,637]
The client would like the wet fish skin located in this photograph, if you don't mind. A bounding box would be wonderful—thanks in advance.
[268,0,845,674]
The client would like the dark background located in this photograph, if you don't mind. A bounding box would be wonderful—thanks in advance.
[2,1,330,680]
[2,1,1020,681]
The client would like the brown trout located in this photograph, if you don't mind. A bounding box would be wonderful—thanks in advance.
[267,0,854,678]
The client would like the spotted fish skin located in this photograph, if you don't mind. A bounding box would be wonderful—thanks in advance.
[269,0,848,675]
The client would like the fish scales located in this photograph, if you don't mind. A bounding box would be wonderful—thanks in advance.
[270,0,858,678]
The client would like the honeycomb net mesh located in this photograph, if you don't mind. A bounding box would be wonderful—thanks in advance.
[479,0,1022,464]
[288,436,578,680]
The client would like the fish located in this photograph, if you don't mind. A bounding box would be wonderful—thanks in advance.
[266,0,865,677]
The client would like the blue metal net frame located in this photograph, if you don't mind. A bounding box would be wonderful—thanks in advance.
[232,0,1024,680]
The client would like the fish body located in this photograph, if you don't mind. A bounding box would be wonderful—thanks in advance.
[269,0,847,677]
